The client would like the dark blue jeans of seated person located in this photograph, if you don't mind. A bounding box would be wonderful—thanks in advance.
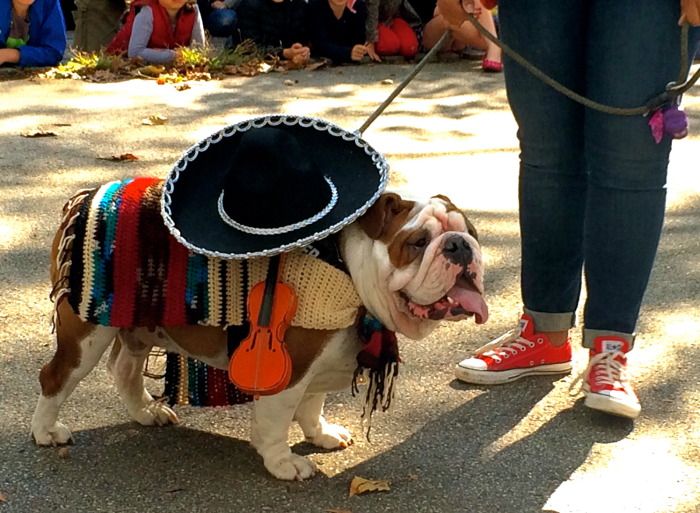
[497,0,700,347]
[206,8,237,37]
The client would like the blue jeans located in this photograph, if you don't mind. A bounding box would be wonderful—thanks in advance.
[498,0,699,347]
[206,8,237,38]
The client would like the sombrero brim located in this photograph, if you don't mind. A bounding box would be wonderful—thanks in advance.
[161,115,389,259]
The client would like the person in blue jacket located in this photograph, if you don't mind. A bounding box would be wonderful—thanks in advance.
[0,0,67,66]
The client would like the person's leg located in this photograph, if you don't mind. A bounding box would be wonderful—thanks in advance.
[502,0,589,333]
[578,0,684,418]
[422,13,463,51]
[583,0,681,341]
[206,8,238,38]
[389,17,419,58]
[473,0,501,65]
[375,23,401,56]
[455,0,588,385]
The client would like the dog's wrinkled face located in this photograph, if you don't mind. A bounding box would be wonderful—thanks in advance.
[342,192,489,340]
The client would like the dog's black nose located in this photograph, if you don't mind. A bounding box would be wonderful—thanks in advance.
[443,234,473,266]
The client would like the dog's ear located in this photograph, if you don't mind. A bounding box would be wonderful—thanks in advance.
[358,192,415,241]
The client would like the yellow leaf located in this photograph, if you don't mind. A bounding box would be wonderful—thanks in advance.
[348,476,390,498]
[141,114,168,126]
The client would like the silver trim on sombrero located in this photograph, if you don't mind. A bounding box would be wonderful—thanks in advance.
[217,176,338,235]
[161,114,390,260]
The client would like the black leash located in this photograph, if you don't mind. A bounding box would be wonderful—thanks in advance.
[463,12,699,115]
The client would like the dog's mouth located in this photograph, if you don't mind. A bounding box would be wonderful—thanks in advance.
[400,273,488,324]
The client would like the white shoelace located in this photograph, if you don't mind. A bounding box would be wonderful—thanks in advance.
[473,328,536,363]
[588,351,628,388]
[569,350,629,396]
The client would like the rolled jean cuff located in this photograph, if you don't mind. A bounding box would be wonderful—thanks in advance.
[583,328,636,350]
[524,308,576,332]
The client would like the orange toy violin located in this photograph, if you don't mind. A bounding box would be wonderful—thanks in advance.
[229,254,297,397]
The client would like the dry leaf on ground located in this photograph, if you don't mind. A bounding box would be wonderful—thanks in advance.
[348,476,391,498]
[21,130,57,138]
[57,447,70,459]
[326,508,352,513]
[0,491,6,502]
[97,153,139,162]
[142,114,168,126]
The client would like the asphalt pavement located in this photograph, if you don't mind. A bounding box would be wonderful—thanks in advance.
[0,55,699,513]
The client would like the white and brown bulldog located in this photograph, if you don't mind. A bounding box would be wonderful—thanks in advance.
[31,191,488,480]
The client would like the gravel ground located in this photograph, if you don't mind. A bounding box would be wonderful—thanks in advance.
[0,59,699,513]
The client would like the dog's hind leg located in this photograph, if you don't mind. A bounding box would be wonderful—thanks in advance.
[251,384,318,481]
[294,393,353,450]
[110,329,178,427]
[31,301,118,446]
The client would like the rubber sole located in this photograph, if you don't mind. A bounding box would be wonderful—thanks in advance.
[454,362,572,385]
[584,391,641,419]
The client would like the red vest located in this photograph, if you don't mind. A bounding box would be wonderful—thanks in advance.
[148,0,196,49]
[107,0,196,55]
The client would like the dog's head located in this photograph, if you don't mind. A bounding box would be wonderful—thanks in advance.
[341,192,488,340]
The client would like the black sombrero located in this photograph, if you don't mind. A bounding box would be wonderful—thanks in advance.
[161,115,389,259]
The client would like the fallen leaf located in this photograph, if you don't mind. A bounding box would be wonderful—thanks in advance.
[138,64,166,77]
[325,508,351,513]
[97,153,139,162]
[21,130,57,138]
[57,447,70,459]
[0,491,6,502]
[381,78,394,85]
[141,114,168,126]
[305,60,328,71]
[348,476,390,498]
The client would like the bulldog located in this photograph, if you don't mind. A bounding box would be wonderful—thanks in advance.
[30,190,488,481]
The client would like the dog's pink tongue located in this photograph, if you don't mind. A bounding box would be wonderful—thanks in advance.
[448,287,489,324]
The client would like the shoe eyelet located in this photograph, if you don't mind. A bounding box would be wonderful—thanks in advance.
[504,354,510,359]
[536,337,544,344]
[527,342,535,348]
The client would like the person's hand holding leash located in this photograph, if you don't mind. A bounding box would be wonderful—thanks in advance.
[436,0,480,30]
[680,0,700,25]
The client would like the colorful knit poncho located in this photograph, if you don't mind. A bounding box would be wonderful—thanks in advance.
[53,177,362,331]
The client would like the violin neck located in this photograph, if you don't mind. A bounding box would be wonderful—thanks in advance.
[258,254,281,326]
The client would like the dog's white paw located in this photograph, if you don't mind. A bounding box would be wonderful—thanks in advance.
[131,401,179,427]
[265,453,318,481]
[307,423,353,450]
[31,422,73,446]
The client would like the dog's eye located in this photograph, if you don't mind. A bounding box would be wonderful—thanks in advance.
[411,236,428,248]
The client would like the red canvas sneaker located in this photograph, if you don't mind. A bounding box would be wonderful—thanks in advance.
[583,336,640,419]
[455,314,572,385]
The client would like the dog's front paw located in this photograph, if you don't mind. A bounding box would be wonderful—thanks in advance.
[307,423,353,450]
[265,453,317,481]
[131,401,179,427]
[31,421,73,446]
